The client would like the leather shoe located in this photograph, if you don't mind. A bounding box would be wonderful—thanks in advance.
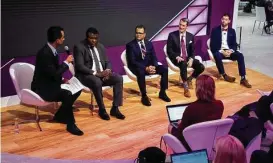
[187,79,193,89]
[223,74,236,82]
[110,107,125,120]
[98,111,110,120]
[66,124,84,136]
[184,88,191,98]
[240,79,252,88]
[141,96,151,106]
[159,92,171,102]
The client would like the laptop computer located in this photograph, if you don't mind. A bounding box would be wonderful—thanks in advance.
[166,103,191,128]
[171,149,209,163]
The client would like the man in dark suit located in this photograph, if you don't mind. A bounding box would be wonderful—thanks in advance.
[167,18,205,98]
[126,25,171,106]
[73,27,125,120]
[210,14,251,88]
[264,1,273,34]
[31,26,83,136]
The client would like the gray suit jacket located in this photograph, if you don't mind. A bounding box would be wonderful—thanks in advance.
[73,40,111,79]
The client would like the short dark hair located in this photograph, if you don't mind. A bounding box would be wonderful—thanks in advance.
[180,18,189,25]
[222,13,231,19]
[47,26,64,43]
[86,27,99,38]
[135,24,146,32]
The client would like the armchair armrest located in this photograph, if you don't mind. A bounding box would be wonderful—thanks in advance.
[20,89,50,107]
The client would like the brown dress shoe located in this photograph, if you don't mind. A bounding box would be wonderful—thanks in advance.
[240,79,252,88]
[187,79,193,89]
[184,88,191,98]
[223,74,236,83]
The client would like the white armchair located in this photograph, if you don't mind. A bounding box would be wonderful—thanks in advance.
[207,38,233,63]
[9,62,57,131]
[68,63,111,115]
[163,44,203,83]
[246,132,262,163]
[183,118,234,160]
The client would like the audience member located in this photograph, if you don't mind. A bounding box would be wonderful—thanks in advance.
[169,74,224,151]
[214,135,247,163]
[136,147,166,163]
[264,1,273,34]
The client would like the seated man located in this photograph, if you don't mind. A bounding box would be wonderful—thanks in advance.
[126,24,171,106]
[264,1,273,34]
[73,27,125,121]
[31,26,83,136]
[210,13,251,88]
[167,18,205,98]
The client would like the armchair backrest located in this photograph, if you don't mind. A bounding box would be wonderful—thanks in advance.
[120,50,128,66]
[161,133,187,154]
[255,6,266,21]
[9,62,35,98]
[183,118,234,160]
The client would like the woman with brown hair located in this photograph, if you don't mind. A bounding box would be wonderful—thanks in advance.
[169,74,224,151]
[214,135,247,163]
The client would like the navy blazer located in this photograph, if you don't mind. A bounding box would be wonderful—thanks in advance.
[126,39,158,72]
[167,30,195,62]
[210,26,237,54]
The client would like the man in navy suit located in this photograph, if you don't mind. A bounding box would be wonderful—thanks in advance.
[126,25,171,106]
[167,18,205,98]
[210,14,251,88]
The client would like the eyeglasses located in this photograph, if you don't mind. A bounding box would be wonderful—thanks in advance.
[136,32,145,35]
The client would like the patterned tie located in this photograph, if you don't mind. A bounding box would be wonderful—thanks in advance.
[140,41,146,59]
[180,35,187,60]
[90,47,101,72]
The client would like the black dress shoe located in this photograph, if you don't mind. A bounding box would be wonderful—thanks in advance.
[141,96,151,106]
[159,92,171,102]
[98,111,110,120]
[66,124,84,136]
[110,107,125,120]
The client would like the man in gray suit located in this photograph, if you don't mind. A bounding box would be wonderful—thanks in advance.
[73,27,125,121]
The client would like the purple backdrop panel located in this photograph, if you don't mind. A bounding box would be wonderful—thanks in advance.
[209,0,234,33]
[192,0,209,6]
[188,6,207,22]
[191,8,208,24]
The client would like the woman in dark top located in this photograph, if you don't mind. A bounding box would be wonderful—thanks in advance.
[169,74,224,151]
[264,1,273,34]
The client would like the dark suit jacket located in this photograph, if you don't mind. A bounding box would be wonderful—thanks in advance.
[126,39,158,72]
[73,40,111,80]
[167,30,195,62]
[210,26,237,54]
[31,44,68,99]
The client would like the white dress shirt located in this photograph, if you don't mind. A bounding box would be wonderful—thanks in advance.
[179,32,188,57]
[89,46,103,74]
[221,30,230,50]
[47,42,68,65]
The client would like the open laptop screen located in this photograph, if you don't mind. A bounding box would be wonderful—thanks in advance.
[166,104,190,123]
[171,149,208,163]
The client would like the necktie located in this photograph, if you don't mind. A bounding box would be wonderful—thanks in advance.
[181,36,187,60]
[90,47,101,72]
[140,41,146,59]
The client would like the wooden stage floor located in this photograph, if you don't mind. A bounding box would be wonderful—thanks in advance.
[1,63,273,160]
